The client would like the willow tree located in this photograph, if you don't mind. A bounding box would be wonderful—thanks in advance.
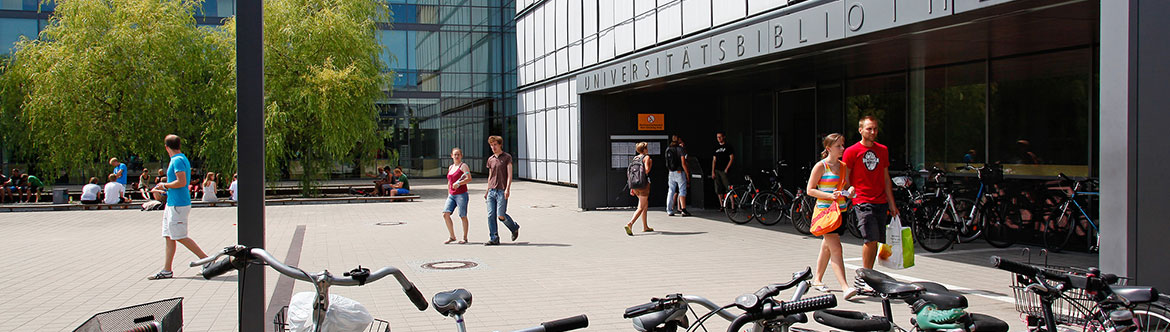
[1,0,233,179]
[212,0,392,194]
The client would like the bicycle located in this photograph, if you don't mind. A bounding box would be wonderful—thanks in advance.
[815,268,1009,332]
[1042,173,1100,253]
[991,255,1170,332]
[912,167,981,253]
[958,163,1015,249]
[623,267,836,332]
[429,288,588,332]
[754,161,797,226]
[193,245,428,332]
[790,165,814,235]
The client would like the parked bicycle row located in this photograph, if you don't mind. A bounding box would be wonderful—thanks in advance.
[720,160,1102,254]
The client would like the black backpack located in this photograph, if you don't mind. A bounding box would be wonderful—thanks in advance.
[664,146,680,172]
[627,155,649,189]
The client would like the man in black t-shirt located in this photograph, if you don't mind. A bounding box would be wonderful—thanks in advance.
[665,135,691,216]
[711,132,736,205]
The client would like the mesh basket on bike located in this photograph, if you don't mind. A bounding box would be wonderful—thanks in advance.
[273,306,392,332]
[74,297,183,332]
[1008,264,1130,327]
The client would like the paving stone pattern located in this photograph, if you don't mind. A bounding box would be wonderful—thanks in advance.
[0,179,1097,331]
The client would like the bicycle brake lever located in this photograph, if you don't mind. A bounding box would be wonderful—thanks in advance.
[344,265,371,285]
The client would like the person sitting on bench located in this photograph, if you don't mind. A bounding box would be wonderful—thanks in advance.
[81,177,102,205]
[388,167,410,196]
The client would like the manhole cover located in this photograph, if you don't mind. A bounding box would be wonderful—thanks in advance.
[530,204,557,208]
[375,221,406,226]
[420,260,479,270]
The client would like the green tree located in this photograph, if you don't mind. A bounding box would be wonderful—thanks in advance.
[2,0,393,195]
[2,0,232,180]
[205,0,392,195]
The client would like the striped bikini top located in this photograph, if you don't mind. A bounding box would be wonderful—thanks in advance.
[815,160,848,209]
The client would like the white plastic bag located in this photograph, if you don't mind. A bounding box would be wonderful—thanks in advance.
[878,215,915,269]
[287,292,373,332]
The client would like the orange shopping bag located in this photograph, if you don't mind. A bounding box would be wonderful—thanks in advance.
[810,203,842,236]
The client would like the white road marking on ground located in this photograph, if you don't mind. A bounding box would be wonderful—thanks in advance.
[844,263,1016,303]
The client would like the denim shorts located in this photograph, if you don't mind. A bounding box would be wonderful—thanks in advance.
[443,192,469,217]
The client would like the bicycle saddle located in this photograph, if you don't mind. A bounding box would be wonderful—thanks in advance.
[910,281,968,310]
[1110,285,1159,304]
[968,313,1010,332]
[856,269,924,298]
[631,305,688,332]
[432,289,473,317]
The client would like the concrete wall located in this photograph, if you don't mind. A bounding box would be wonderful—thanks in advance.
[1100,0,1170,290]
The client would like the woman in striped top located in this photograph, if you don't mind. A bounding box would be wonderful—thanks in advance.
[803,133,857,299]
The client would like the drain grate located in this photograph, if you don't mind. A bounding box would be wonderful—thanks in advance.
[420,260,479,270]
[375,221,406,226]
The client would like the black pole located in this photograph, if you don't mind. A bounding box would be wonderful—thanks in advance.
[237,0,265,331]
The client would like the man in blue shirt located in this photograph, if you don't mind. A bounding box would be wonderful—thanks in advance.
[110,157,128,185]
[148,135,209,280]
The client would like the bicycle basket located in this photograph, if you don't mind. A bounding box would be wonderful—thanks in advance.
[74,297,183,332]
[1009,265,1130,327]
[274,306,391,332]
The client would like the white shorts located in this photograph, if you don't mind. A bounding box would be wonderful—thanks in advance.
[162,205,192,240]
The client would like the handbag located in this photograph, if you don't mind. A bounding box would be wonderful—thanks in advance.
[810,202,843,236]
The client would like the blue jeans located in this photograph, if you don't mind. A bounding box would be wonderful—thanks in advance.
[443,193,469,217]
[486,189,519,242]
[667,171,688,213]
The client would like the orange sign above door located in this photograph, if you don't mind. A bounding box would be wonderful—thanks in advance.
[638,113,664,131]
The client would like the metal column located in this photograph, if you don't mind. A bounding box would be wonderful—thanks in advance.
[237,0,266,330]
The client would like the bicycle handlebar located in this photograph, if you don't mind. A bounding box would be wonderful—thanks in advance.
[511,314,589,332]
[191,246,429,311]
[726,295,837,332]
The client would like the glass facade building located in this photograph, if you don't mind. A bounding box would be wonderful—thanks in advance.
[1,0,518,178]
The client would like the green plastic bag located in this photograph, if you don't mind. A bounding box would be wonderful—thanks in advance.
[878,215,915,269]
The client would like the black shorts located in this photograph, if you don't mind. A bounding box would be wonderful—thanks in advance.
[853,203,889,243]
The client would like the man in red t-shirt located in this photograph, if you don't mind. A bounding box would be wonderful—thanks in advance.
[843,116,900,280]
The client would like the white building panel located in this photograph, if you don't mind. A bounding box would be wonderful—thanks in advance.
[598,0,616,62]
[557,80,572,183]
[748,0,786,15]
[657,0,682,42]
[711,0,744,27]
[614,0,635,55]
[545,2,558,78]
[568,0,583,71]
[534,86,547,181]
[682,0,711,35]
[518,90,531,177]
[517,16,527,86]
[634,0,657,50]
[534,5,546,82]
[568,80,579,184]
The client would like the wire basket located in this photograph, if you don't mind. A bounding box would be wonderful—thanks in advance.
[1009,264,1130,326]
[273,306,391,332]
[74,297,183,332]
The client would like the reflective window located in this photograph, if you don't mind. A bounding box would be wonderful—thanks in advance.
[924,62,986,170]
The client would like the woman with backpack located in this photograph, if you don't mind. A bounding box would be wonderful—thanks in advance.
[625,142,654,236]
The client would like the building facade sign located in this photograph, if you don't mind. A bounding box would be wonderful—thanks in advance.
[637,113,665,131]
[577,0,1005,93]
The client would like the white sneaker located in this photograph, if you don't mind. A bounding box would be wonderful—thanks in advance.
[843,287,859,301]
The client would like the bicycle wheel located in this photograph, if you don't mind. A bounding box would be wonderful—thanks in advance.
[724,188,755,224]
[914,195,955,253]
[1134,300,1170,332]
[954,197,981,243]
[982,199,1015,248]
[1042,202,1076,253]
[791,195,813,235]
[753,192,788,226]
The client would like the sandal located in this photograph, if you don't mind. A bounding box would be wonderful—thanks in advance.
[643,227,655,232]
[458,239,467,244]
[811,282,829,293]
[624,225,633,236]
[444,238,456,244]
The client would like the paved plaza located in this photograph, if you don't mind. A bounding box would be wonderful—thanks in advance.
[0,179,1097,332]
